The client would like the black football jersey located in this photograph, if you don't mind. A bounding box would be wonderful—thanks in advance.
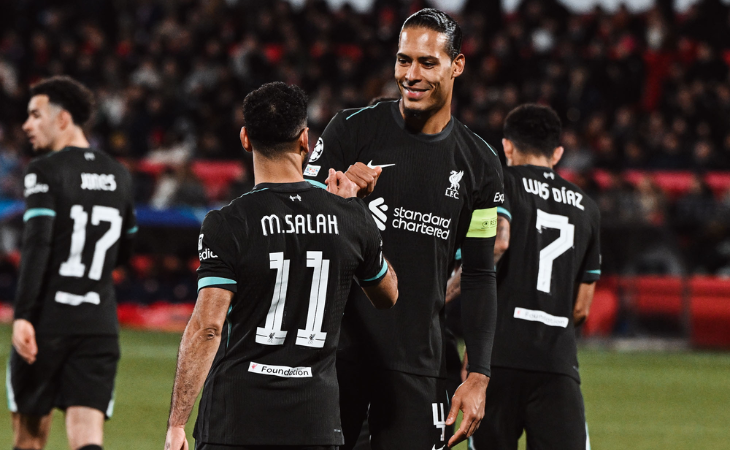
[16,147,137,336]
[193,181,386,446]
[305,100,504,377]
[492,165,601,382]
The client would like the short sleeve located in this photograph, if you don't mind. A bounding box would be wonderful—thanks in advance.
[304,112,353,188]
[466,153,504,239]
[353,201,388,286]
[22,162,56,222]
[196,210,239,293]
[580,208,601,283]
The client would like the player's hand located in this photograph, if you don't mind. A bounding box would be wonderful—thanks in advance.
[325,169,359,198]
[164,426,189,450]
[12,319,38,364]
[345,162,382,198]
[446,372,489,448]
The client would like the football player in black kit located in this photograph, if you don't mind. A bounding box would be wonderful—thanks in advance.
[9,76,137,450]
[466,104,601,450]
[305,8,504,450]
[164,82,398,450]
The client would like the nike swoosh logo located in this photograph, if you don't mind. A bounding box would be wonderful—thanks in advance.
[367,160,396,169]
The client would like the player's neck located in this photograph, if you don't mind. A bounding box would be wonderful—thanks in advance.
[511,154,553,169]
[50,128,89,152]
[252,152,305,184]
[399,99,452,135]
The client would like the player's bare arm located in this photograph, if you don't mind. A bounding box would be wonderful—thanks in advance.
[445,265,462,304]
[166,287,233,450]
[573,282,596,326]
[344,162,382,198]
[494,217,510,264]
[361,259,398,309]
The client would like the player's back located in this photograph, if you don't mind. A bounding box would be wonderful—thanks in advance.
[24,147,135,336]
[493,165,600,381]
[194,181,385,446]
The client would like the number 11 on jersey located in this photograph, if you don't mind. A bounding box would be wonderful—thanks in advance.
[256,251,330,348]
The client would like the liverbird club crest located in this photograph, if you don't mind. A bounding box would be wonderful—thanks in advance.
[446,170,463,199]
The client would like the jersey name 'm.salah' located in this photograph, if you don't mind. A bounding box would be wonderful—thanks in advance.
[260,213,339,236]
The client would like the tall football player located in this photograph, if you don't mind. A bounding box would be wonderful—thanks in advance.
[469,104,601,450]
[164,82,398,450]
[305,9,504,449]
[10,76,137,450]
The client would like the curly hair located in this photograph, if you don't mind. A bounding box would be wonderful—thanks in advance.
[402,8,463,61]
[29,76,95,126]
[242,82,308,158]
[504,104,562,159]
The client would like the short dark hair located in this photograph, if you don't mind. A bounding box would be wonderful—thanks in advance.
[29,76,95,126]
[242,82,308,157]
[402,8,462,60]
[503,104,562,159]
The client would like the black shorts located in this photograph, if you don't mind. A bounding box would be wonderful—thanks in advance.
[337,357,449,450]
[470,367,589,450]
[7,335,120,418]
[195,445,336,450]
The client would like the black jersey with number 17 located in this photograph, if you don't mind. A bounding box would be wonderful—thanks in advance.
[305,100,504,377]
[15,147,137,336]
[193,182,387,446]
[493,165,601,382]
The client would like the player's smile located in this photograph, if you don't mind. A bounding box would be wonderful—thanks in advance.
[401,84,430,101]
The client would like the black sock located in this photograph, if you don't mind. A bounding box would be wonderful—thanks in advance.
[76,446,102,450]
[14,447,37,450]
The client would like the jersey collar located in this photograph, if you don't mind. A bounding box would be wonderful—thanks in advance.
[390,101,454,143]
[252,181,314,192]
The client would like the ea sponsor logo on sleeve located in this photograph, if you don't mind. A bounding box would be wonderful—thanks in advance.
[248,361,312,378]
[24,173,49,197]
[309,138,324,163]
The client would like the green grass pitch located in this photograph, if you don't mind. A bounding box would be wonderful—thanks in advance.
[2,325,729,449]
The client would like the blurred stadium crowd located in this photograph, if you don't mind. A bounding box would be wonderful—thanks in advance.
[2,0,730,305]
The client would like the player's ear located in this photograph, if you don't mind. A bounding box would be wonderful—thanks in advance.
[551,146,564,167]
[58,109,72,131]
[502,138,514,166]
[299,127,309,156]
[452,54,465,78]
[240,127,253,154]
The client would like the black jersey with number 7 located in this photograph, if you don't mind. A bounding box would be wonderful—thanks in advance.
[493,165,601,382]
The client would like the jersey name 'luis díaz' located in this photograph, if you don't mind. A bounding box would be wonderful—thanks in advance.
[306,100,504,377]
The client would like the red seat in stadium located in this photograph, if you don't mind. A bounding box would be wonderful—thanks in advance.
[704,172,730,198]
[689,276,730,348]
[191,160,245,201]
[630,276,685,317]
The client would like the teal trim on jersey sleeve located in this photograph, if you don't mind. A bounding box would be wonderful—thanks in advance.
[363,260,388,282]
[586,270,601,275]
[306,180,327,189]
[497,207,512,221]
[346,104,378,120]
[23,208,56,222]
[126,225,138,234]
[198,277,237,291]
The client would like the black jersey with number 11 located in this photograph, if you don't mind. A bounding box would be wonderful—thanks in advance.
[493,165,601,382]
[193,182,387,446]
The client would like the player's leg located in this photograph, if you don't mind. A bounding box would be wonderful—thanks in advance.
[469,367,526,450]
[66,406,104,449]
[8,336,71,449]
[11,412,53,450]
[367,370,449,450]
[523,373,587,450]
[336,357,373,450]
[58,336,120,450]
